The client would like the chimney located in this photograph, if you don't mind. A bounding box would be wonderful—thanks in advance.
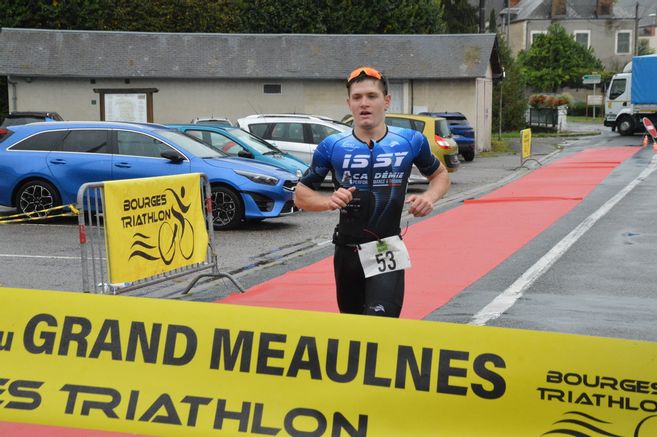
[552,0,566,17]
[596,0,613,16]
[509,0,521,6]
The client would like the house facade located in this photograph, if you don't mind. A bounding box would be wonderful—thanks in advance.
[0,28,501,152]
[500,0,651,72]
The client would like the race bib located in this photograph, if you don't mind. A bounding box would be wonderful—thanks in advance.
[357,235,411,278]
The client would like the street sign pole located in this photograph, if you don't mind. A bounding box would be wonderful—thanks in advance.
[583,74,602,119]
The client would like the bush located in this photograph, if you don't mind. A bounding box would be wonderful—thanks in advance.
[567,101,602,116]
[568,101,587,116]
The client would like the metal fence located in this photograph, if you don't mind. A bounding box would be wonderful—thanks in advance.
[77,175,243,295]
[528,107,559,129]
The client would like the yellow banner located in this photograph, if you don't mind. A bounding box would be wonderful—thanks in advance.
[1,287,657,436]
[103,173,209,283]
[521,128,532,160]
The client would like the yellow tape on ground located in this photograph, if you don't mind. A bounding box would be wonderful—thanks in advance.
[0,287,656,436]
[0,204,78,224]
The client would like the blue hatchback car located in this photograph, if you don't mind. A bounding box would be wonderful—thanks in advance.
[0,122,298,229]
[168,124,308,178]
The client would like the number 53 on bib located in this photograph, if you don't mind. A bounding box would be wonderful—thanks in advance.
[357,235,411,278]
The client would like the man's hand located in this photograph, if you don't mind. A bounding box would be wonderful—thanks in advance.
[327,186,356,210]
[405,194,433,217]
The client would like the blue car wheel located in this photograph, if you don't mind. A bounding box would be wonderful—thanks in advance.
[461,145,475,162]
[16,179,61,218]
[211,185,244,230]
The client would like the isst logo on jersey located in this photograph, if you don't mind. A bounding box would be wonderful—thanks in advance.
[341,151,409,187]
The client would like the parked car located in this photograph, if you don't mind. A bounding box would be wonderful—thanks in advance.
[419,111,475,161]
[190,117,233,127]
[0,111,63,127]
[168,124,308,178]
[342,113,460,173]
[0,122,298,229]
[237,114,350,163]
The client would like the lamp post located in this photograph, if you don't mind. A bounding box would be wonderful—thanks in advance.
[635,1,640,56]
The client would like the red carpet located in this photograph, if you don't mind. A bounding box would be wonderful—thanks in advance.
[221,147,638,318]
[0,423,140,436]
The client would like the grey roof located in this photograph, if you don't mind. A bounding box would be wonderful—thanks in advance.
[0,28,501,81]
[511,0,651,21]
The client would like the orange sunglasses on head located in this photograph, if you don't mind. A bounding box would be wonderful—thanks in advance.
[347,66,383,83]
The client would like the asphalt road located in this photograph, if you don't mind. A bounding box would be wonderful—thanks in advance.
[429,130,657,342]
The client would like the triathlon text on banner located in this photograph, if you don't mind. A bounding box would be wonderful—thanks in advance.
[1,288,657,436]
[103,173,208,283]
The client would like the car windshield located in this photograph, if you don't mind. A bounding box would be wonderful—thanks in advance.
[0,117,44,127]
[228,128,283,154]
[158,130,227,158]
[446,117,468,125]
[196,119,232,127]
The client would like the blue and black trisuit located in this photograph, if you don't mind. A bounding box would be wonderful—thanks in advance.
[299,127,441,317]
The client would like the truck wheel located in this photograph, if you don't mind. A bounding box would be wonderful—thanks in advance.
[617,116,635,136]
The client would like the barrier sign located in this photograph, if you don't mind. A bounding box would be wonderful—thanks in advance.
[643,117,657,139]
[1,287,657,436]
[103,173,208,283]
[521,128,532,160]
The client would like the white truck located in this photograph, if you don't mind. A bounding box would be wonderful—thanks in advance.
[604,55,657,135]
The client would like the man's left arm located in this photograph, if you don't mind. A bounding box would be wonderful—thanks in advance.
[406,164,450,217]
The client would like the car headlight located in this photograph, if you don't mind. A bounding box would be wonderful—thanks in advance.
[295,169,303,178]
[234,169,279,186]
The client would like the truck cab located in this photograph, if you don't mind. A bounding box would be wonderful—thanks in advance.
[604,66,634,134]
[605,56,657,136]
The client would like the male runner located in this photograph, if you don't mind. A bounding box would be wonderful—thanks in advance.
[294,66,450,317]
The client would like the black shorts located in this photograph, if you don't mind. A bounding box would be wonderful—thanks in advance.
[333,244,405,317]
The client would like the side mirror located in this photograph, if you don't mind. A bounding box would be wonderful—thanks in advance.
[161,150,185,162]
[238,149,254,159]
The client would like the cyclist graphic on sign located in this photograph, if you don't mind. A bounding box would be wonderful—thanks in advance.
[129,185,196,265]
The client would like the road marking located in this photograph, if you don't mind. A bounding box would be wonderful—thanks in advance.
[470,154,657,326]
[0,254,83,260]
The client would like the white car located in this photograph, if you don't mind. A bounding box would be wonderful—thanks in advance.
[237,114,350,163]
[191,117,233,127]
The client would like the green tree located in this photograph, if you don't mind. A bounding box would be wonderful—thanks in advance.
[239,0,445,34]
[492,34,527,133]
[638,39,656,56]
[518,23,603,92]
[441,0,478,33]
[0,0,445,33]
[488,8,497,33]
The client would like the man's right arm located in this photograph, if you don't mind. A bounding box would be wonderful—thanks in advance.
[294,183,356,212]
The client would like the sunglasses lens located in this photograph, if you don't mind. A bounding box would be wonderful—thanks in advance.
[348,67,382,82]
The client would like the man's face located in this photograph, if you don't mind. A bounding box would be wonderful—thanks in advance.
[347,79,391,131]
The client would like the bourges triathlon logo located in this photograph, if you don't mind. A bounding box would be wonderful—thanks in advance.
[543,411,657,436]
[125,186,196,266]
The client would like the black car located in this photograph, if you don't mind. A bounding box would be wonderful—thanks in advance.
[419,112,475,161]
[0,111,64,128]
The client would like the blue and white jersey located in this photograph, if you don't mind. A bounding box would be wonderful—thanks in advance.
[300,126,440,244]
